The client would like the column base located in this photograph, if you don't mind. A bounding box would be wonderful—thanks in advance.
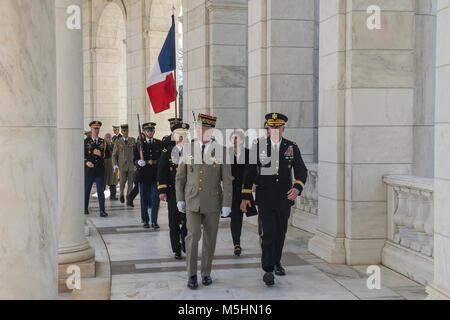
[308,229,346,264]
[58,244,95,293]
[426,283,450,300]
[345,238,385,265]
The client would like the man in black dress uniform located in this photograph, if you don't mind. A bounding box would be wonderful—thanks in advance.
[240,113,308,286]
[84,121,108,218]
[162,118,182,149]
[134,122,163,229]
[158,122,190,260]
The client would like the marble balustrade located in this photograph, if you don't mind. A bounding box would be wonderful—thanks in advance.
[292,163,318,233]
[382,175,434,285]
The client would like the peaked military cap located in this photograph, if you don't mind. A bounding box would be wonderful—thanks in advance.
[120,124,129,129]
[168,118,182,128]
[265,113,288,127]
[112,125,120,129]
[89,121,102,129]
[143,122,156,130]
[198,113,217,128]
[172,122,190,134]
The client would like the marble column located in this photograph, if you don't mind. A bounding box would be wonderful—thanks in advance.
[248,0,316,161]
[426,0,450,300]
[182,0,248,129]
[56,0,95,288]
[0,0,58,299]
[310,0,416,264]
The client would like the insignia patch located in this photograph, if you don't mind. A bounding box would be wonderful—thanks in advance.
[163,149,168,153]
[284,146,294,158]
[272,113,277,120]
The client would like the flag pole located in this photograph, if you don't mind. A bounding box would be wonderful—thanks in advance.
[172,6,178,119]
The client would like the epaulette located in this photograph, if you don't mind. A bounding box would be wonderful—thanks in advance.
[293,142,297,146]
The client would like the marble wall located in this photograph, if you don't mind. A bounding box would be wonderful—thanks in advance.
[248,0,317,161]
[426,0,450,300]
[0,0,58,299]
[310,0,417,265]
[83,0,181,139]
[182,0,248,129]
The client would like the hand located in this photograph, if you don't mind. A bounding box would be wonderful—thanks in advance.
[232,176,235,181]
[86,161,94,168]
[113,165,119,172]
[221,207,232,218]
[177,201,186,213]
[159,193,167,202]
[287,188,300,201]
[138,160,146,167]
[240,200,251,213]
[252,184,256,192]
[93,149,101,156]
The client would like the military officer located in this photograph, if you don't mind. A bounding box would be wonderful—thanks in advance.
[84,121,108,218]
[112,124,136,206]
[240,113,308,287]
[158,122,190,260]
[175,113,232,290]
[162,118,182,149]
[112,125,123,144]
[135,122,163,229]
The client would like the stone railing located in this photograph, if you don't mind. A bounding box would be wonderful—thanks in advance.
[382,175,434,285]
[292,163,318,233]
[297,163,318,215]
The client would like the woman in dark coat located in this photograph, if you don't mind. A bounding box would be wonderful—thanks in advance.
[224,130,257,256]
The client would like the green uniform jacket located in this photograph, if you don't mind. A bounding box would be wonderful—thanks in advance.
[112,137,136,172]
[176,140,232,214]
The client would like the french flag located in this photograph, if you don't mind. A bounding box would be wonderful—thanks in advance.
[146,15,176,114]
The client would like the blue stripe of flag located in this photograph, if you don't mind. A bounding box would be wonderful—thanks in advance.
[158,15,176,73]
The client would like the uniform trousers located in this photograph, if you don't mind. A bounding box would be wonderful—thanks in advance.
[139,183,160,224]
[167,192,187,254]
[185,211,220,278]
[230,210,243,246]
[258,203,291,272]
[85,175,105,212]
[119,167,135,199]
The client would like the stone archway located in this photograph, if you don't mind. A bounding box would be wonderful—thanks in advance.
[92,2,128,133]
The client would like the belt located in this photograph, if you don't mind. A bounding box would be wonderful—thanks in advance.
[147,160,158,165]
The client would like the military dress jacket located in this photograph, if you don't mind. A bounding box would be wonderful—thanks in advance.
[112,133,123,144]
[157,145,182,195]
[112,137,136,172]
[241,137,308,209]
[162,134,175,149]
[84,137,106,177]
[133,137,163,184]
[176,140,232,214]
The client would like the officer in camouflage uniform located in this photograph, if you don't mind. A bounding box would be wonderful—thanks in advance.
[241,113,308,287]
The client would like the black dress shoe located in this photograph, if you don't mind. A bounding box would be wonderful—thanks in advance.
[181,243,186,253]
[120,196,125,203]
[100,211,108,218]
[187,275,198,290]
[263,272,275,286]
[153,223,160,229]
[110,197,118,201]
[85,210,90,215]
[175,252,182,260]
[143,222,150,229]
[275,264,286,276]
[234,245,242,257]
[202,276,212,286]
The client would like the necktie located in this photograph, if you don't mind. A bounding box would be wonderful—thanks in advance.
[202,145,206,161]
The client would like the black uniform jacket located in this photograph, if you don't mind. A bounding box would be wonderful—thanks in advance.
[157,144,182,195]
[229,147,257,217]
[134,136,163,184]
[162,134,175,149]
[84,137,106,177]
[241,137,308,209]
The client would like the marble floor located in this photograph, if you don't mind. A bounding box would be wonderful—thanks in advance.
[87,194,427,300]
